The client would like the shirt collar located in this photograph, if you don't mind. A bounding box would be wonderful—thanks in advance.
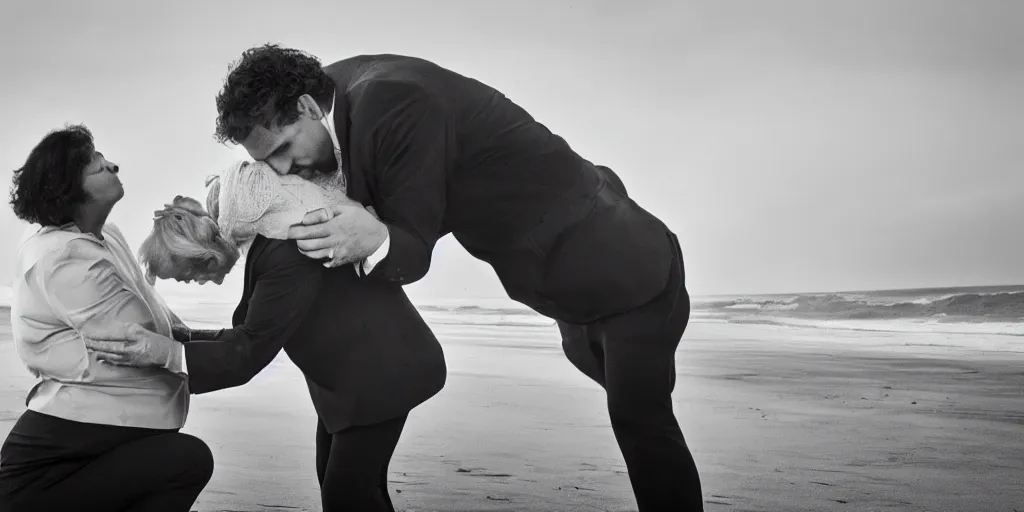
[320,91,341,153]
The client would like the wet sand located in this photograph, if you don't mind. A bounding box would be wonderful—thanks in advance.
[1,311,1022,511]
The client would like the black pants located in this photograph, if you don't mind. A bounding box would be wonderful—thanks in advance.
[557,233,704,511]
[0,410,213,512]
[315,414,407,512]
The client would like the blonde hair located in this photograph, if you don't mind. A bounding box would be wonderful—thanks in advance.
[138,195,240,284]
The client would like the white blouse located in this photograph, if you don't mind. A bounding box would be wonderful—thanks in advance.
[10,222,189,429]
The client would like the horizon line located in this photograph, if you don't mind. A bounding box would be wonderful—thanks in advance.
[4,283,1020,304]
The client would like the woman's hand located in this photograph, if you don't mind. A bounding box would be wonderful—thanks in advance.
[84,323,180,368]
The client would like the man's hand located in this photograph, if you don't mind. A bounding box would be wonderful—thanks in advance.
[84,323,179,368]
[287,204,388,268]
[168,310,192,343]
[170,323,192,343]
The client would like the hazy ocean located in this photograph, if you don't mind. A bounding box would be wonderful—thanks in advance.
[2,285,1022,337]
[693,285,1024,336]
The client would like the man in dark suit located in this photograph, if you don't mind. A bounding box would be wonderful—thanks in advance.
[213,44,703,511]
[87,217,446,511]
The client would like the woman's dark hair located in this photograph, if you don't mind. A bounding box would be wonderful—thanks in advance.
[9,124,95,226]
[214,43,335,144]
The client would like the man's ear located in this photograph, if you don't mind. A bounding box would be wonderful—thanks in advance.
[297,94,324,121]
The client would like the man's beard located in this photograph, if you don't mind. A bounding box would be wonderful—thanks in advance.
[293,158,338,179]
[310,162,337,174]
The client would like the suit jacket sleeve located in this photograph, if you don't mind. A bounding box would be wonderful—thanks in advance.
[355,80,451,285]
[183,240,324,394]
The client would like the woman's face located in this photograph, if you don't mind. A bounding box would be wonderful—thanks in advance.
[80,151,123,207]
[174,264,228,285]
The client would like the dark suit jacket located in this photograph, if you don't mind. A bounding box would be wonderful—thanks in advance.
[182,236,446,433]
[323,55,679,325]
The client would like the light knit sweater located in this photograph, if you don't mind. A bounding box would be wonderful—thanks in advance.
[213,160,357,250]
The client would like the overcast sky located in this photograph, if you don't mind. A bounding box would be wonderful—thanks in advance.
[1,0,1021,302]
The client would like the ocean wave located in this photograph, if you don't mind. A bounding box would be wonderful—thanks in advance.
[5,284,1021,336]
[162,299,555,329]
[715,314,1023,336]
[418,304,538,317]
[698,289,1024,321]
[420,310,555,327]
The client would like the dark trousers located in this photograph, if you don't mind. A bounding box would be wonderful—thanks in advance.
[0,410,213,512]
[557,233,704,511]
[315,414,408,512]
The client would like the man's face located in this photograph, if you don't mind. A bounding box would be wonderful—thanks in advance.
[240,95,336,177]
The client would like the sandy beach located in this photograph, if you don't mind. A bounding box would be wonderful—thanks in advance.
[1,309,1022,512]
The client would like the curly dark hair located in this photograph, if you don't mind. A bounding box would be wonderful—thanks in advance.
[9,124,96,226]
[214,44,335,144]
